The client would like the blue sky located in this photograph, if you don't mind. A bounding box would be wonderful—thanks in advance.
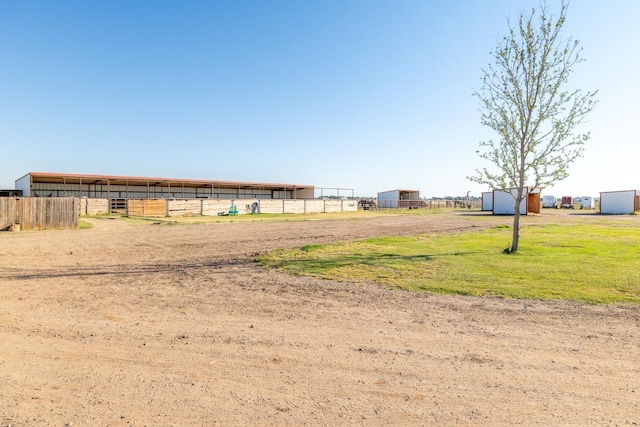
[0,0,637,198]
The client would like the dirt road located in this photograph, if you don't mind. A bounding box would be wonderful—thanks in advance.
[1,211,638,425]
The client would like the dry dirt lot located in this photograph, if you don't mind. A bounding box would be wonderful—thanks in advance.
[0,210,638,426]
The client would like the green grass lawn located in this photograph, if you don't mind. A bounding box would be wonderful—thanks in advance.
[259,220,640,304]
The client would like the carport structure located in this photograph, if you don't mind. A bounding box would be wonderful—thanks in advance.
[377,189,421,209]
[15,172,315,200]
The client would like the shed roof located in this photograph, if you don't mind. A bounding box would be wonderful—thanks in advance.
[18,172,314,191]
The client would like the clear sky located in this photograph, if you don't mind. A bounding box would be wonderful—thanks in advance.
[0,1,637,198]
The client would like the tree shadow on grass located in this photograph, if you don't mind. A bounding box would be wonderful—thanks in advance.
[269,251,481,271]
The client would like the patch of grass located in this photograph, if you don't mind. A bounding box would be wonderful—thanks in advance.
[78,219,94,229]
[259,221,640,304]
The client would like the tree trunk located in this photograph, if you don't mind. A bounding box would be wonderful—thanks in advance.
[510,187,525,253]
[511,207,520,252]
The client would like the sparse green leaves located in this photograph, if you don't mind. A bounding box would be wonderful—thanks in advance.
[469,1,597,252]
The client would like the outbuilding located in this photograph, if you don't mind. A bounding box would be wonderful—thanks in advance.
[481,191,493,211]
[599,190,640,214]
[492,187,540,215]
[15,172,315,200]
[377,189,421,209]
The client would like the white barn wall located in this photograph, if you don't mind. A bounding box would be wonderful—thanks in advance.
[493,188,528,215]
[378,190,400,208]
[481,192,493,211]
[600,190,638,214]
[15,174,31,196]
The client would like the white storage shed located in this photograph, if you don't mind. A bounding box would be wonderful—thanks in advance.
[481,192,493,211]
[377,189,421,209]
[492,187,540,215]
[599,190,639,214]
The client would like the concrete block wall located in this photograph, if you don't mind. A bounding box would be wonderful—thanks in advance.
[342,200,357,212]
[259,200,284,214]
[202,200,238,216]
[284,200,306,214]
[324,200,343,213]
[305,199,324,213]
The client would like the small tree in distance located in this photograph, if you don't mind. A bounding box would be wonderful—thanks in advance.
[469,0,598,253]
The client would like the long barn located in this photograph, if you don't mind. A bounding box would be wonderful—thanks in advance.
[14,172,331,216]
[16,172,314,200]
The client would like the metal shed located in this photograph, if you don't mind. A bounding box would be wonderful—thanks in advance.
[599,190,640,214]
[481,192,493,211]
[377,189,421,209]
[492,187,540,215]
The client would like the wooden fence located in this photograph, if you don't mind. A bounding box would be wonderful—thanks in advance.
[0,197,79,231]
[121,198,359,217]
[373,199,483,210]
[127,199,167,217]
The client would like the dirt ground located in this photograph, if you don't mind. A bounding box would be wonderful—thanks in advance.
[0,209,638,426]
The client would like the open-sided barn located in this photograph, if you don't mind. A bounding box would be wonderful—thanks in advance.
[12,172,359,217]
[16,172,315,200]
[599,190,640,214]
[377,189,421,209]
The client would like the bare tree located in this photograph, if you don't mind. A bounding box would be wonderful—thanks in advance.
[469,0,597,253]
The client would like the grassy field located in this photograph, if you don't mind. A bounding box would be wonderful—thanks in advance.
[260,216,640,304]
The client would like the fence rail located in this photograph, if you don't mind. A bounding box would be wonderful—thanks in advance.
[365,199,482,210]
[0,197,79,231]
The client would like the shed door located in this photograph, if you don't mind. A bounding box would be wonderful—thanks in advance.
[527,193,540,214]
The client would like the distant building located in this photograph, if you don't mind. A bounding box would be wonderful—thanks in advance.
[481,191,493,211]
[377,189,421,209]
[492,187,540,215]
[599,190,640,214]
